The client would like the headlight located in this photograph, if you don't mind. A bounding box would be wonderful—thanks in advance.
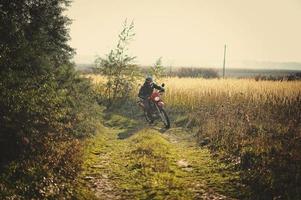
[154,96,160,101]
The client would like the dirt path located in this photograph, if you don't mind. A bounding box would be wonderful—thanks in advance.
[78,114,245,199]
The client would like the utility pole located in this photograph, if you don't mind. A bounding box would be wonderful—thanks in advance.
[223,44,227,78]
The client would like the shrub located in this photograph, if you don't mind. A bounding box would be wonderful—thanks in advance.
[169,67,219,78]
[0,1,104,198]
[149,57,166,80]
[95,20,141,107]
[0,66,102,199]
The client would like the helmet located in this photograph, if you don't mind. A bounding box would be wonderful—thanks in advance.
[145,76,153,82]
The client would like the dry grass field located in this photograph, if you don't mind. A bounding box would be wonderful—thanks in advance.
[162,77,301,110]
[87,74,301,198]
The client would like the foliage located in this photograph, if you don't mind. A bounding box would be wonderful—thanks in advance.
[0,67,102,199]
[149,57,165,80]
[95,20,141,107]
[160,77,301,199]
[254,72,301,81]
[0,0,102,199]
[0,0,74,73]
[165,67,219,78]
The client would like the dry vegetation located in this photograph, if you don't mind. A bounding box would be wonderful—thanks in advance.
[164,77,301,199]
[162,77,301,109]
[89,74,301,199]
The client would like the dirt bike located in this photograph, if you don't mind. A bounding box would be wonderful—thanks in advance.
[138,84,170,129]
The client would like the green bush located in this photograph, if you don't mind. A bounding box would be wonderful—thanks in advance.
[0,0,104,198]
[0,66,102,199]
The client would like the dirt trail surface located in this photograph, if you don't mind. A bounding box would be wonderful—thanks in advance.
[78,114,245,200]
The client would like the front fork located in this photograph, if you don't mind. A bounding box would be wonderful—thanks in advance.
[154,103,161,114]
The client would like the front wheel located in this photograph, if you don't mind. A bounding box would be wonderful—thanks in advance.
[159,108,170,129]
[144,110,153,123]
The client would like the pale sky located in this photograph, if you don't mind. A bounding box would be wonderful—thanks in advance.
[67,0,301,68]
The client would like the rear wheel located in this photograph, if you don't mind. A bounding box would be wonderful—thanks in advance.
[159,108,170,129]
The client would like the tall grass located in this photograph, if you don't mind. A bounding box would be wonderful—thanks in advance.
[161,77,301,199]
[162,77,300,110]
[89,75,301,199]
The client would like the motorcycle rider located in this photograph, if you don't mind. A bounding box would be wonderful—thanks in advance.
[138,76,165,123]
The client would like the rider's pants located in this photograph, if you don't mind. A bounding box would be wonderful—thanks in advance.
[143,98,152,119]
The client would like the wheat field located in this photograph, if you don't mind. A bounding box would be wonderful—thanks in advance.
[161,77,301,110]
[87,74,301,110]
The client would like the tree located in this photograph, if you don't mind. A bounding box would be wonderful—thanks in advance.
[95,20,141,106]
[0,1,101,199]
[149,57,165,80]
[0,0,74,73]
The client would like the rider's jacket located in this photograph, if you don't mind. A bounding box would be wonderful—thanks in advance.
[138,81,164,99]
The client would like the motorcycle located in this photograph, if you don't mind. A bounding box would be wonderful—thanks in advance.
[138,84,170,129]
